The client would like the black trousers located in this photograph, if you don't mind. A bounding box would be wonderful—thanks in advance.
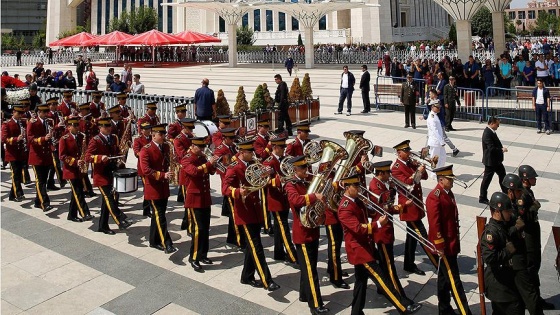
[240,223,273,289]
[479,163,507,199]
[445,104,456,129]
[22,162,31,184]
[297,240,323,309]
[277,106,293,134]
[513,268,542,315]
[177,184,184,203]
[338,88,353,113]
[376,243,411,302]
[140,177,150,216]
[351,262,412,315]
[68,178,90,219]
[404,220,439,270]
[32,165,50,209]
[272,210,297,263]
[149,199,173,248]
[404,104,416,127]
[48,151,65,187]
[9,160,24,199]
[190,207,211,262]
[490,300,525,315]
[362,89,371,112]
[97,185,126,231]
[325,222,344,282]
[82,175,94,194]
[77,71,84,86]
[438,255,472,315]
[224,197,245,248]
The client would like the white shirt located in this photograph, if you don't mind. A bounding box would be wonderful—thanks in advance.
[341,73,349,88]
[130,82,145,94]
[535,60,548,77]
[427,110,445,147]
[536,88,545,104]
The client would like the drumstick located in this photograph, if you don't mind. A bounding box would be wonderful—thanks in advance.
[107,155,126,160]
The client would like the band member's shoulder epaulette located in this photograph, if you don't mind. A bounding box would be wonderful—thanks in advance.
[394,162,400,169]
[144,143,152,149]
[185,153,191,158]
[62,134,70,140]
[376,182,382,189]
[229,161,238,167]
[176,133,183,139]
[434,189,440,197]
[264,156,273,163]
[341,200,349,208]
[93,135,101,142]
[216,144,224,150]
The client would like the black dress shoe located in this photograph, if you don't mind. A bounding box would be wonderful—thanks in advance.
[404,303,422,314]
[267,281,280,291]
[298,297,308,303]
[240,279,263,288]
[60,180,67,188]
[68,217,83,222]
[311,306,330,314]
[190,261,203,272]
[478,197,489,205]
[330,280,350,289]
[150,244,165,251]
[342,271,349,277]
[404,266,425,276]
[43,205,54,212]
[83,214,94,221]
[200,258,213,264]
[360,110,369,113]
[540,298,555,310]
[412,125,416,129]
[144,213,152,218]
[47,185,60,191]
[87,191,97,197]
[119,220,131,229]
[404,125,410,128]
[165,245,177,254]
[101,229,116,235]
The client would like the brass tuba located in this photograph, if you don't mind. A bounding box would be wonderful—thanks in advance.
[328,131,372,210]
[300,140,348,228]
[302,140,322,164]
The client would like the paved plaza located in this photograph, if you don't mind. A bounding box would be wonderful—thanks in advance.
[1,63,559,315]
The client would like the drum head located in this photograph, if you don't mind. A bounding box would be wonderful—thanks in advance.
[193,121,210,138]
[113,168,138,177]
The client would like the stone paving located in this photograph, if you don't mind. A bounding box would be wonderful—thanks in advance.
[1,63,559,315]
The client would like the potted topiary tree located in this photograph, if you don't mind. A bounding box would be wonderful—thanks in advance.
[234,86,249,116]
[216,89,231,116]
[250,84,266,112]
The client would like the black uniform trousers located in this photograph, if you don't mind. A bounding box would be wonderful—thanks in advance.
[352,261,412,315]
[326,222,344,282]
[445,104,457,129]
[190,207,211,262]
[241,223,273,289]
[48,151,65,187]
[180,187,193,233]
[224,197,246,248]
[376,242,411,303]
[177,184,184,203]
[68,178,90,219]
[513,268,542,315]
[9,160,24,199]
[140,177,150,216]
[97,185,126,231]
[296,240,323,309]
[272,209,297,263]
[362,89,371,112]
[491,301,525,315]
[261,189,273,232]
[149,198,173,248]
[480,163,507,199]
[32,165,51,209]
[82,175,94,194]
[404,104,416,127]
[438,255,472,315]
[404,220,439,270]
[22,162,31,184]
[277,105,293,134]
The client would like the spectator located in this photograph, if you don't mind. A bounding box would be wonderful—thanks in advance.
[463,55,480,89]
[106,68,115,89]
[535,54,548,85]
[523,61,535,86]
[550,56,560,86]
[194,78,215,120]
[74,55,85,87]
[482,59,495,96]
[532,79,552,135]
[109,74,127,92]
[284,55,294,76]
[85,68,98,91]
[16,49,22,66]
[120,64,129,86]
[515,56,526,86]
[64,70,77,89]
[32,62,44,81]
[377,58,383,75]
[24,74,33,86]
[498,56,513,99]
[130,74,145,94]
[335,65,355,116]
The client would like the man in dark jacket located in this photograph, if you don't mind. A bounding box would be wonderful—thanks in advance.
[359,65,371,113]
[443,76,460,131]
[74,55,85,87]
[400,74,418,128]
[532,79,551,135]
[335,65,355,116]
[479,116,508,204]
[274,74,292,136]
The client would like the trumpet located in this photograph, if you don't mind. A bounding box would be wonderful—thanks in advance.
[389,175,426,212]
[203,147,230,173]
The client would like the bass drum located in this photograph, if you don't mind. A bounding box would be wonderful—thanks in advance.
[193,120,218,137]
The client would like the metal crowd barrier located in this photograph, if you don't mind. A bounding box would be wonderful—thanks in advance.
[455,87,485,122]
[373,76,426,109]
[1,52,117,67]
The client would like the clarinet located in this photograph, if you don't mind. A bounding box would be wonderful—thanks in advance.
[19,119,28,152]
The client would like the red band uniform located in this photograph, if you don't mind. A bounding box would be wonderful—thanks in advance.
[136,101,160,133]
[167,103,188,140]
[133,122,152,216]
[89,91,106,118]
[285,123,311,157]
[47,98,67,189]
[27,104,54,211]
[1,105,28,201]
[174,118,195,229]
[253,119,273,232]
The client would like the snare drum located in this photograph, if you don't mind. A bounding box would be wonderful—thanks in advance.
[193,120,218,137]
[113,168,138,193]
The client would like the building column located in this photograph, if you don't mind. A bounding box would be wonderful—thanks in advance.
[46,0,78,45]
[228,23,238,67]
[304,26,314,68]
[456,19,472,61]
[492,11,506,54]
[175,7,185,33]
[91,0,98,34]
[273,10,279,31]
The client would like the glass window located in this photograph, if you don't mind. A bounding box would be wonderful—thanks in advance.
[266,10,273,31]
[219,17,225,32]
[158,0,163,30]
[319,15,326,30]
[549,9,556,16]
[528,10,535,19]
[518,11,525,19]
[508,12,515,20]
[98,0,103,34]
[292,17,299,30]
[105,0,110,32]
[278,12,286,31]
[122,0,126,13]
[139,0,144,6]
[131,0,135,9]
[254,10,261,31]
[167,0,173,32]
[242,13,248,27]
[149,0,153,8]
[114,0,118,17]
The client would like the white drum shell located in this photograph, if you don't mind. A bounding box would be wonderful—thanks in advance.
[113,174,138,193]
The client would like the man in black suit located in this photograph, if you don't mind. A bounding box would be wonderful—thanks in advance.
[274,74,293,136]
[360,65,371,113]
[335,65,356,116]
[479,116,508,204]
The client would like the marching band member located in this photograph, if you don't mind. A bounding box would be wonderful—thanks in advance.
[58,90,77,117]
[182,136,217,271]
[368,160,413,302]
[426,165,472,315]
[391,140,438,275]
[115,92,130,118]
[1,105,27,202]
[212,115,232,147]
[78,103,97,197]
[337,174,422,315]
[139,124,177,254]
[262,136,297,264]
[89,91,106,118]
[108,105,126,140]
[19,99,33,185]
[27,104,54,212]
[222,139,280,291]
[133,122,152,217]
[285,123,310,157]
[254,119,272,160]
[324,199,349,289]
[136,101,159,133]
[85,117,131,234]
[167,103,188,140]
[213,127,245,249]
[59,116,93,222]
[174,118,195,227]
[284,155,329,315]
[47,98,66,190]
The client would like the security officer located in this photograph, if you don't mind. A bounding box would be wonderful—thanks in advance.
[212,115,232,147]
[391,140,438,275]
[263,136,297,264]
[58,90,77,117]
[182,137,217,271]
[47,98,66,190]
[426,165,472,315]
[338,173,422,315]
[284,155,328,315]
[27,104,54,212]
[481,192,524,315]
[133,122,152,217]
[285,123,310,157]
[518,165,555,310]
[222,139,280,292]
[59,116,93,222]
[502,173,543,315]
[167,103,188,140]
[214,127,244,249]
[85,117,131,234]
[89,91,106,118]
[174,118,195,226]
[136,102,159,133]
[139,124,176,254]
[1,105,27,201]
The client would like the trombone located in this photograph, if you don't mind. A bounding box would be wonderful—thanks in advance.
[389,176,426,212]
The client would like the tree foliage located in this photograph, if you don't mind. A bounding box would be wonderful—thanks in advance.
[533,11,560,35]
[236,26,255,46]
[109,6,158,34]
[250,85,267,111]
[448,23,457,44]
[297,33,303,46]
[216,89,231,116]
[288,77,303,103]
[262,83,274,108]
[234,86,249,115]
[301,73,312,100]
[471,7,492,37]
[1,33,26,50]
